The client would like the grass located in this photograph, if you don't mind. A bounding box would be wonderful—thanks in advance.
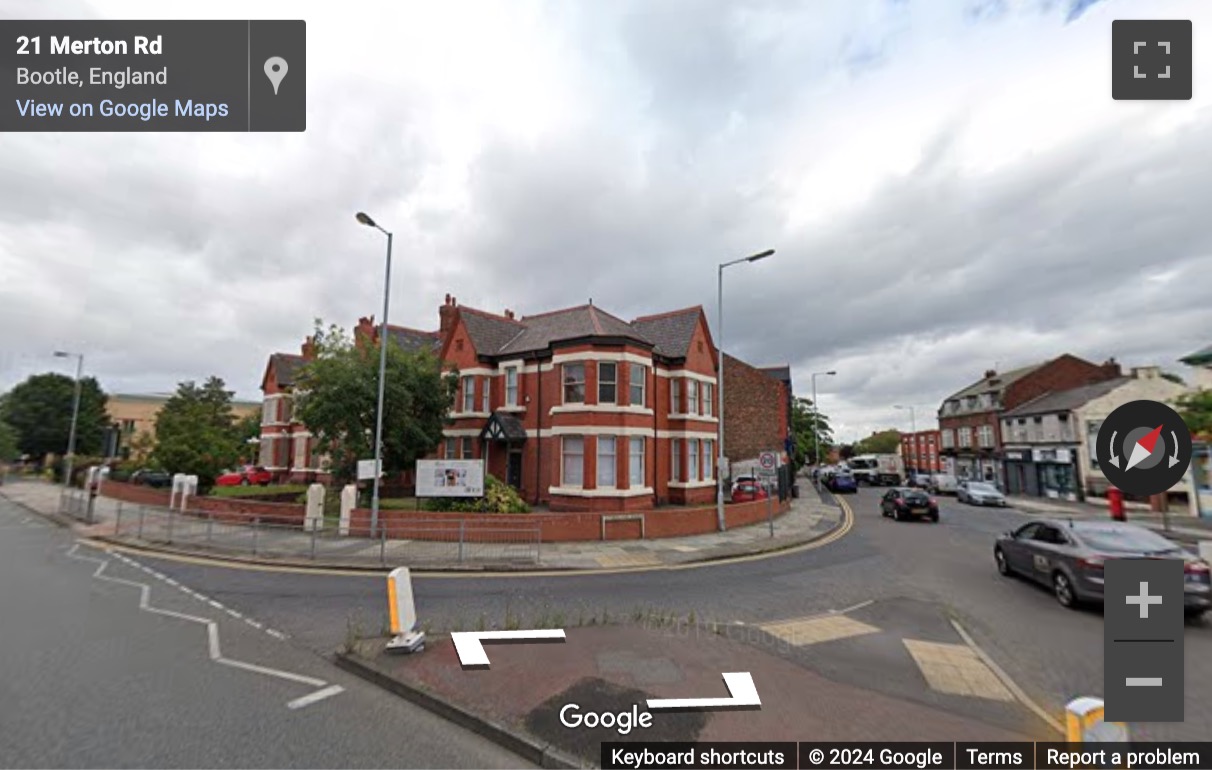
[209,484,309,499]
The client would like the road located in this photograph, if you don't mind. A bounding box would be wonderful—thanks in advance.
[118,485,1212,742]
[0,497,531,769]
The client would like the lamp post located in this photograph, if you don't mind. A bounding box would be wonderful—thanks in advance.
[53,351,84,488]
[810,371,836,477]
[894,404,917,479]
[716,248,775,532]
[356,211,393,538]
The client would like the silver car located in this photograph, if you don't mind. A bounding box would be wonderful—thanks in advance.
[994,519,1212,618]
[958,481,1007,506]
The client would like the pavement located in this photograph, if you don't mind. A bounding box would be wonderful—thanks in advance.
[0,479,843,571]
[1002,493,1212,542]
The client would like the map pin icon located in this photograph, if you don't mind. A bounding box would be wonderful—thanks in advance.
[264,56,288,95]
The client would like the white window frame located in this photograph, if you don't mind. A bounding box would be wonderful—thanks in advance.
[671,438,682,481]
[597,436,616,488]
[563,363,586,404]
[688,438,699,481]
[461,375,475,412]
[461,437,474,459]
[941,429,955,449]
[628,437,645,487]
[598,362,617,405]
[686,380,699,414]
[629,364,646,407]
[702,383,714,416]
[704,439,715,480]
[959,427,973,448]
[671,378,682,414]
[444,438,458,459]
[505,367,518,406]
[562,436,585,487]
[480,377,490,413]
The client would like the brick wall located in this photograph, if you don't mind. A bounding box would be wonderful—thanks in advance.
[100,480,172,506]
[348,497,790,542]
[1004,355,1122,411]
[722,354,788,466]
[99,480,305,526]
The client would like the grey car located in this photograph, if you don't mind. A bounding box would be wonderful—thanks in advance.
[958,481,1007,506]
[994,519,1212,618]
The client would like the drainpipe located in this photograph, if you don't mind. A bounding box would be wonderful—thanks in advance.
[534,355,542,505]
[652,360,658,504]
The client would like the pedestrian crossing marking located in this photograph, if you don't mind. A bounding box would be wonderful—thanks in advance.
[595,552,662,568]
[903,639,1016,701]
[759,614,879,646]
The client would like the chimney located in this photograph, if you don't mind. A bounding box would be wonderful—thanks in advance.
[301,335,317,359]
[984,369,997,379]
[439,294,458,343]
[1102,357,1122,377]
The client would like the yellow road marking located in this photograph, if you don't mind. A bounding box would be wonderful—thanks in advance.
[903,639,1016,701]
[761,614,880,646]
[77,493,854,579]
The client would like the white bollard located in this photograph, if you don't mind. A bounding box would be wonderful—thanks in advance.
[1065,696,1128,741]
[181,475,198,511]
[339,484,356,536]
[170,473,187,509]
[385,567,425,653]
[304,483,325,532]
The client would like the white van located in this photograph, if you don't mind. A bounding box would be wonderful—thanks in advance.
[929,474,959,494]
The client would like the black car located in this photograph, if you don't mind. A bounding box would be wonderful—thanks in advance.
[130,469,173,488]
[880,487,940,522]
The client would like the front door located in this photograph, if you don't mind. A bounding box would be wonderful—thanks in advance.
[506,449,523,489]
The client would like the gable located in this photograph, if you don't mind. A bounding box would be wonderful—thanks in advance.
[438,315,481,369]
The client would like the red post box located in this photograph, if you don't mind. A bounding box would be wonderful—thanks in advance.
[1107,486,1125,521]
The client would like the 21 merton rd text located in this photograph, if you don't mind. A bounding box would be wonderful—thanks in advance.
[14,98,230,121]
[17,66,169,89]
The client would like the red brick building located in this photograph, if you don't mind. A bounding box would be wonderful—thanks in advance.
[258,294,791,512]
[899,430,942,475]
[937,354,1121,487]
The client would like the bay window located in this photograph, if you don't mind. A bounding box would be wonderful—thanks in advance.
[703,383,714,416]
[686,381,699,414]
[598,362,617,404]
[461,375,474,412]
[688,438,699,481]
[597,436,616,488]
[562,436,584,487]
[505,367,518,406]
[671,379,682,414]
[629,364,646,406]
[629,437,645,486]
[671,439,682,481]
[563,363,585,404]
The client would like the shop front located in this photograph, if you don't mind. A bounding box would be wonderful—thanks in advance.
[1003,446,1080,501]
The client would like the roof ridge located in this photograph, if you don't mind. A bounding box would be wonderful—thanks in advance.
[520,304,590,321]
[588,305,604,334]
[459,305,525,325]
[385,323,439,335]
[632,305,703,323]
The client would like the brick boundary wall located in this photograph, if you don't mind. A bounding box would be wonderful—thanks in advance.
[348,498,791,542]
[100,480,306,527]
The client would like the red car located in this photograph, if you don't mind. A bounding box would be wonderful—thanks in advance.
[730,480,770,503]
[214,465,272,487]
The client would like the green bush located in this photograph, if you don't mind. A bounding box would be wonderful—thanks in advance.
[211,483,310,499]
[423,474,530,513]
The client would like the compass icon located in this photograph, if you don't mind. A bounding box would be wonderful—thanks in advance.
[1097,400,1193,496]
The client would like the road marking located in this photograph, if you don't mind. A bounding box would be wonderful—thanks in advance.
[208,600,224,610]
[76,495,855,579]
[760,614,879,646]
[226,609,243,620]
[949,619,1065,734]
[595,552,662,568]
[164,578,178,586]
[903,639,1016,701]
[245,619,264,630]
[287,684,346,710]
[64,542,340,709]
[266,629,287,640]
[451,629,567,667]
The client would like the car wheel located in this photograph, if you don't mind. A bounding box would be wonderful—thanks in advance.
[240,478,250,486]
[930,513,939,523]
[995,547,1010,576]
[1053,571,1078,609]
[893,508,903,522]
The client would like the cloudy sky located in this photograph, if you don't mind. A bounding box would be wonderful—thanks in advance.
[2,0,1210,440]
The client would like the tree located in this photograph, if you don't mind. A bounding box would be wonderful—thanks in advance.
[151,377,244,488]
[294,322,457,485]
[790,396,834,468]
[0,373,109,461]
[0,419,19,462]
[234,413,261,462]
[1177,389,1212,439]
[855,429,902,455]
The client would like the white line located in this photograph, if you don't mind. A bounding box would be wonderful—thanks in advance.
[451,629,565,666]
[837,599,875,615]
[1126,677,1163,686]
[218,657,326,686]
[245,620,263,629]
[266,629,287,640]
[164,578,178,586]
[151,572,165,580]
[950,619,1064,734]
[208,600,224,610]
[194,594,210,602]
[226,609,243,620]
[286,685,345,710]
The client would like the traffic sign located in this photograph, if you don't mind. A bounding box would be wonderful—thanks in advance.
[758,451,778,476]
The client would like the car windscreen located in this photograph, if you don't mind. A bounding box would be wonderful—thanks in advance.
[1078,528,1180,554]
[968,484,999,494]
[902,490,930,502]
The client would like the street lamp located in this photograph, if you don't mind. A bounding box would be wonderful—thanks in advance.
[356,211,393,538]
[717,248,775,532]
[810,371,836,473]
[894,404,917,477]
[53,351,84,488]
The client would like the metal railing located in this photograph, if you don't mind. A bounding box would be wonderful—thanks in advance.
[103,498,542,566]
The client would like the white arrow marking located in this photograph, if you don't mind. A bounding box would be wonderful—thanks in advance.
[1108,431,1120,468]
[450,629,566,667]
[646,672,761,711]
[1169,430,1181,468]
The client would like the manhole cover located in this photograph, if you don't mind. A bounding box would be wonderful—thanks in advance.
[525,677,707,762]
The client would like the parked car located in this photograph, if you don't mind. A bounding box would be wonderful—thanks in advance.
[994,520,1211,617]
[130,469,173,488]
[958,481,1008,506]
[731,480,770,503]
[908,472,934,488]
[879,487,940,522]
[928,474,959,495]
[214,465,272,487]
[731,474,758,494]
[826,472,858,493]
